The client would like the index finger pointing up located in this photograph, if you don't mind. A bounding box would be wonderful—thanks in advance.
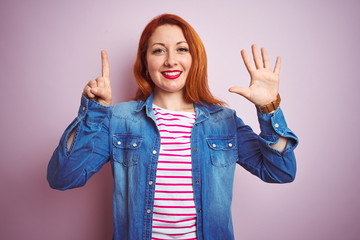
[101,50,110,79]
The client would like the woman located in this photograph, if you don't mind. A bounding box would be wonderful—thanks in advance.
[48,14,298,240]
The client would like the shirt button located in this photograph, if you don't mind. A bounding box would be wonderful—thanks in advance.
[195,123,198,127]
[149,181,153,185]
[195,180,200,184]
[198,208,202,213]
[212,144,216,148]
[274,123,279,128]
[194,148,198,152]
[132,143,137,147]
[228,143,233,147]
[117,141,121,145]
[152,150,157,155]
[82,106,86,111]
[146,209,151,213]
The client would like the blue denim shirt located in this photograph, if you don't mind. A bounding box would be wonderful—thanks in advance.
[47,94,298,240]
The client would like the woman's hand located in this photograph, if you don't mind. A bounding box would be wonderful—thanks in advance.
[229,44,280,107]
[83,50,112,106]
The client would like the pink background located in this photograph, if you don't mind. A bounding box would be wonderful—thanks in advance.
[1,0,359,239]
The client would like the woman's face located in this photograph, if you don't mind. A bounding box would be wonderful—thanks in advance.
[146,24,192,97]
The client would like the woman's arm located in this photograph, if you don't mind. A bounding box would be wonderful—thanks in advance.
[229,44,289,152]
[47,50,113,190]
[67,50,112,150]
[235,107,298,183]
[47,96,112,190]
[271,137,288,152]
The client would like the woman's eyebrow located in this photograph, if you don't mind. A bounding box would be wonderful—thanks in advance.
[176,41,188,45]
[151,41,188,47]
[151,43,166,47]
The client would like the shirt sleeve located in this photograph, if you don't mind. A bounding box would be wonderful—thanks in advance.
[47,95,112,190]
[236,107,299,183]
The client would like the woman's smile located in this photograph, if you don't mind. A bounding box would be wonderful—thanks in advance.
[161,70,182,79]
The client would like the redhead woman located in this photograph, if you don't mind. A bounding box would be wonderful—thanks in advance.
[48,14,298,240]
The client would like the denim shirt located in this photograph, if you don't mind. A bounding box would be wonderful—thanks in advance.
[47,94,298,240]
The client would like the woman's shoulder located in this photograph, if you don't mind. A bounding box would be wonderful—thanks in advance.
[199,102,236,119]
[112,100,143,117]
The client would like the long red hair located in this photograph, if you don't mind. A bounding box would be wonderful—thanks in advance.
[133,13,225,106]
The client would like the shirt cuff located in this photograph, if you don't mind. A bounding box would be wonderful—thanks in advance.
[78,95,111,124]
[257,107,287,144]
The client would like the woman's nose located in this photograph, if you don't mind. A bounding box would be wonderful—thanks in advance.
[164,51,177,67]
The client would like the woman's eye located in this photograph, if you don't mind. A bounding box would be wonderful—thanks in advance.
[178,47,189,52]
[152,49,165,54]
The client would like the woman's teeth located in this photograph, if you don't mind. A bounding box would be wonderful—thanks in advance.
[162,71,181,76]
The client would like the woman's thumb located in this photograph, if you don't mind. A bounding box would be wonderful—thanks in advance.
[228,86,250,99]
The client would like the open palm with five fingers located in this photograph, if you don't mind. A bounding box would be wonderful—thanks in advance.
[229,44,281,107]
[83,50,112,106]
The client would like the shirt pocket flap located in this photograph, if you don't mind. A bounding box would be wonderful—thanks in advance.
[112,135,143,166]
[206,136,237,167]
[206,137,236,151]
[112,135,143,149]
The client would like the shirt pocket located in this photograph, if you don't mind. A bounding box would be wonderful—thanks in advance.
[112,134,143,167]
[206,136,237,167]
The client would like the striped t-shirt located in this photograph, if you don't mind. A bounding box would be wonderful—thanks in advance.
[151,105,197,240]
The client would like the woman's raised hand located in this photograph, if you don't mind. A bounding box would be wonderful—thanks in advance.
[83,50,112,106]
[229,44,281,107]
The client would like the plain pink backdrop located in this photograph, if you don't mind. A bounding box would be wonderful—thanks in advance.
[1,0,359,239]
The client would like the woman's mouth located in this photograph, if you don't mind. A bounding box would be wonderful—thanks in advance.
[161,71,182,79]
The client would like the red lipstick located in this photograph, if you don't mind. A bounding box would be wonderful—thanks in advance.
[161,70,182,79]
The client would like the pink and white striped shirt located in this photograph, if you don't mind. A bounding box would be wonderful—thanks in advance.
[151,105,197,240]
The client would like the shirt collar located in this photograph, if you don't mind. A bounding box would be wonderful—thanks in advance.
[135,93,153,113]
[135,93,223,120]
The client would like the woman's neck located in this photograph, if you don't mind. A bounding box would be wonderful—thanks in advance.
[153,90,194,112]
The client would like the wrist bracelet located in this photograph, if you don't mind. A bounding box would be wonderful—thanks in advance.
[257,93,281,114]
